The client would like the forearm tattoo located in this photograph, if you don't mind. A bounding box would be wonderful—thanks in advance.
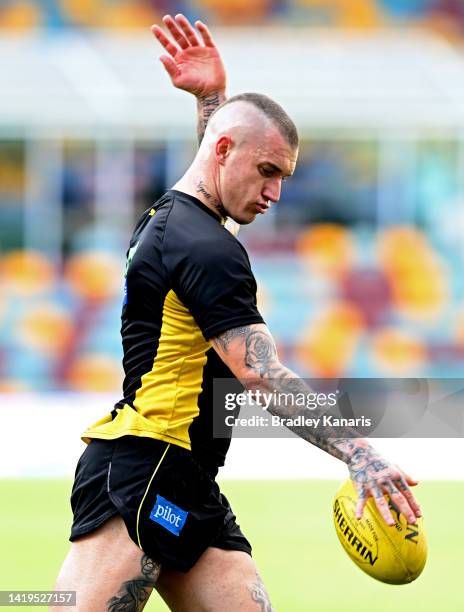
[107,554,161,611]
[249,572,274,612]
[197,91,225,144]
[213,326,385,479]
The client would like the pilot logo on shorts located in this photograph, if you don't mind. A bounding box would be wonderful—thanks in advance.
[149,495,188,537]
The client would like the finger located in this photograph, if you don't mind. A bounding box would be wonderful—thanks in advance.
[175,13,200,46]
[151,25,178,58]
[355,487,368,520]
[402,470,419,486]
[159,55,179,80]
[195,20,216,48]
[372,484,395,526]
[383,482,417,525]
[394,476,422,517]
[163,14,189,50]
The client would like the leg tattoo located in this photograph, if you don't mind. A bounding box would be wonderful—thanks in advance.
[107,554,161,611]
[249,572,274,612]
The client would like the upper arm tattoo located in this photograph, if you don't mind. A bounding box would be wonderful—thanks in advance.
[212,325,282,378]
[212,325,250,353]
[244,329,278,375]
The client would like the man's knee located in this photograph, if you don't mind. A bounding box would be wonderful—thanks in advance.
[157,548,274,611]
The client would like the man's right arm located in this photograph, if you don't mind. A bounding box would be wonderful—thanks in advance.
[210,323,422,527]
[151,14,227,145]
[152,14,239,234]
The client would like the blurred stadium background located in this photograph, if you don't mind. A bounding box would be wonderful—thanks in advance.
[1,1,464,610]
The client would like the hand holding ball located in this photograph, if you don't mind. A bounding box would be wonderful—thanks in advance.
[333,479,427,584]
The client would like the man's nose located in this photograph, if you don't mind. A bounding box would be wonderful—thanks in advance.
[262,178,282,203]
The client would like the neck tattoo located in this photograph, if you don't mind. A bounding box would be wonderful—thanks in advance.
[196,179,227,218]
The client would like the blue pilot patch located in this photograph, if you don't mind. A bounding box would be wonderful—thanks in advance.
[149,495,188,537]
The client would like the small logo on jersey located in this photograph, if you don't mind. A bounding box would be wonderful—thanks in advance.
[125,242,139,276]
[149,495,188,536]
[122,279,128,306]
[123,241,139,306]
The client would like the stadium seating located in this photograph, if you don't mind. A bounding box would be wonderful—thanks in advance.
[1,215,462,391]
[1,0,463,39]
[1,4,464,390]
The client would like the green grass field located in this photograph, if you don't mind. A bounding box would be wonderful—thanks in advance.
[1,479,463,611]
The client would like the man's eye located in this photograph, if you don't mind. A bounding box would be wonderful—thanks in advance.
[260,167,273,177]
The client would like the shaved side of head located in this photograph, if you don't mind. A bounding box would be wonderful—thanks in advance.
[203,92,298,150]
[201,93,299,151]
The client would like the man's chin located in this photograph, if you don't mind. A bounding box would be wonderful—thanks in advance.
[228,213,255,226]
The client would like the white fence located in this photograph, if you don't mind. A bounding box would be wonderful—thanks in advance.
[0,393,462,480]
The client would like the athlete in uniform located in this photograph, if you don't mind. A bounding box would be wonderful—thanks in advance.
[54,15,421,612]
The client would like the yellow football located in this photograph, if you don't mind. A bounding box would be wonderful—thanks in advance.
[333,478,427,584]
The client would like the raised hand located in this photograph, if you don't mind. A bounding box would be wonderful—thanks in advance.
[151,14,226,98]
[347,445,422,526]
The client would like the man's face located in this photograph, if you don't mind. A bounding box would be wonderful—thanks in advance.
[216,129,298,225]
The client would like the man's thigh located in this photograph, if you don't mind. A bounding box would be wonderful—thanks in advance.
[156,547,274,612]
[54,515,161,612]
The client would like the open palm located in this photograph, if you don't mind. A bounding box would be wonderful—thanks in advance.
[152,15,226,98]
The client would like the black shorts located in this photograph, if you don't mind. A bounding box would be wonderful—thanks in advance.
[69,436,251,572]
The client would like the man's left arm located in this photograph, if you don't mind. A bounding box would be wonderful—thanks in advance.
[151,14,227,144]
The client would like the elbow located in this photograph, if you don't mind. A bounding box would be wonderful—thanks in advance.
[234,360,286,390]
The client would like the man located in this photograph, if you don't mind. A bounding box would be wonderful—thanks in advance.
[54,15,421,612]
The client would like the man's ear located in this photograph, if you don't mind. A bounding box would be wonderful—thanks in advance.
[216,135,233,165]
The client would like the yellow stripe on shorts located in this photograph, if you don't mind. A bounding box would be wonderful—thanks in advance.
[136,443,171,549]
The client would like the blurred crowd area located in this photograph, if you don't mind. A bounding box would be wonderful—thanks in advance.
[1,134,464,391]
[1,0,464,39]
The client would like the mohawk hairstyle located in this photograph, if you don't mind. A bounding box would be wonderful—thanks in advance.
[215,92,299,150]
